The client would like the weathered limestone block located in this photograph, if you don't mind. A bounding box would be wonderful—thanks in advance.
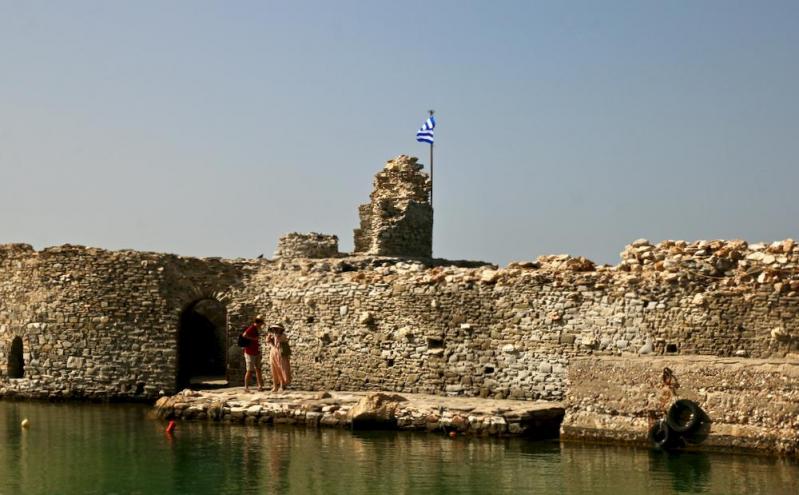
[348,392,408,428]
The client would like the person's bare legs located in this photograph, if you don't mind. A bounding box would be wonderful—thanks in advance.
[276,370,285,393]
[255,367,264,391]
[269,363,279,392]
[270,360,280,391]
[244,369,252,393]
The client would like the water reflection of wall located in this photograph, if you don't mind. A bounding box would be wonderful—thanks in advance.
[558,443,798,495]
[249,428,568,494]
[1,402,798,494]
[0,402,172,493]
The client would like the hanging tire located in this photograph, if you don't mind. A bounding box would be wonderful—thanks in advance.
[666,399,701,434]
[648,420,678,450]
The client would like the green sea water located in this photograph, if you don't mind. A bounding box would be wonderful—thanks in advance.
[1,401,796,495]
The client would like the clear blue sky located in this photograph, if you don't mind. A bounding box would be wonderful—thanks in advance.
[2,1,797,265]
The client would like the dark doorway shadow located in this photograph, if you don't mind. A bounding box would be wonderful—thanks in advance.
[7,336,24,378]
[177,299,227,390]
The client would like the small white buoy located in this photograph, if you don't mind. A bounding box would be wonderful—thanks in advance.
[21,418,30,429]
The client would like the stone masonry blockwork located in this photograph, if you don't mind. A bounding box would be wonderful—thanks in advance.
[2,238,798,402]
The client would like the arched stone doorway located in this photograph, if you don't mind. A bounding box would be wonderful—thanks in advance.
[177,299,227,389]
[7,336,24,378]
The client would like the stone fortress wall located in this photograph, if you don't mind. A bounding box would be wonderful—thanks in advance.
[237,239,799,402]
[0,243,245,399]
[1,155,798,405]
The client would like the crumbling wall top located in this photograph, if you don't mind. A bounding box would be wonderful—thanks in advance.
[274,232,340,259]
[371,155,431,204]
[353,155,433,258]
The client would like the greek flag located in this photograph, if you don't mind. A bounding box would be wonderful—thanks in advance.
[416,115,435,144]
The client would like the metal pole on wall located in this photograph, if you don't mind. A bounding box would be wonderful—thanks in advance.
[429,109,434,206]
[430,142,434,205]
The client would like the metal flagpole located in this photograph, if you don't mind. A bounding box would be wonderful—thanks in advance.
[430,142,434,205]
[429,109,434,206]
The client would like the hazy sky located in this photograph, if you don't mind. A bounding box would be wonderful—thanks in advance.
[2,1,797,265]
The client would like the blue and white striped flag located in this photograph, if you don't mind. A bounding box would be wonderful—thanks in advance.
[416,115,436,144]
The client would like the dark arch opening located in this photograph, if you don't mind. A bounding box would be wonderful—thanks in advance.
[7,337,24,379]
[177,299,227,390]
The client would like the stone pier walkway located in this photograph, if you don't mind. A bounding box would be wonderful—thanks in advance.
[154,388,564,438]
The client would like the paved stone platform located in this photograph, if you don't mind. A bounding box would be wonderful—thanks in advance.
[153,388,564,438]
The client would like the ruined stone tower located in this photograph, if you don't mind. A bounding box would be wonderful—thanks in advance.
[353,155,433,258]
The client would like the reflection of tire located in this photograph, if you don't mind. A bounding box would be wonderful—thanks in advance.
[666,399,701,433]
[649,420,678,450]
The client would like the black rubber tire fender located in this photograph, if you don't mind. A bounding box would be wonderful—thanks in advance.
[648,420,676,450]
[666,399,701,434]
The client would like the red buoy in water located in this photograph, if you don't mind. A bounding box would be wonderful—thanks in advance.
[165,420,176,433]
